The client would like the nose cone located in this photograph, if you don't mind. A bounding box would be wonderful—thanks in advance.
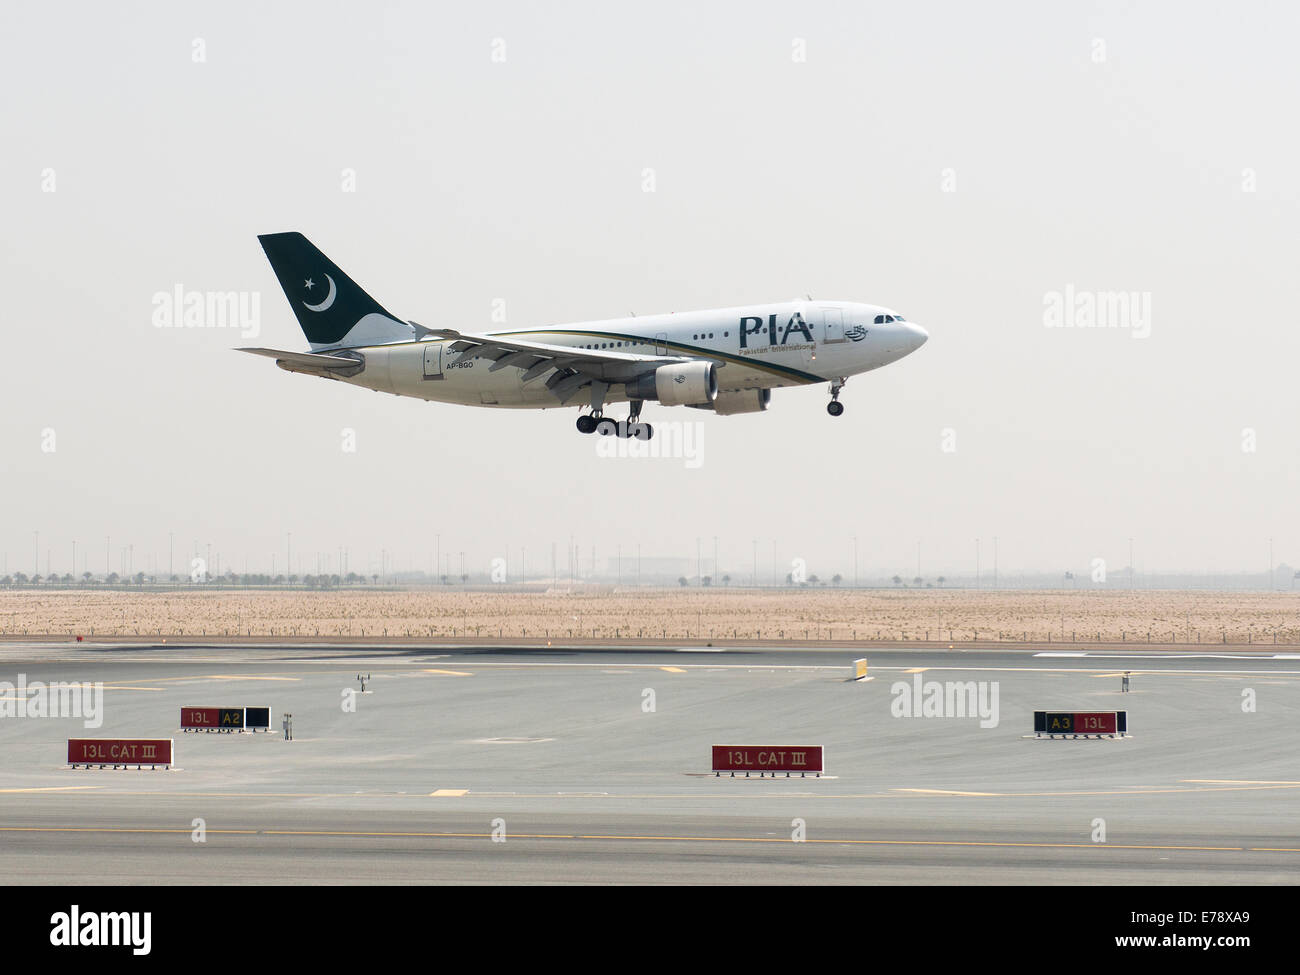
[905,322,928,352]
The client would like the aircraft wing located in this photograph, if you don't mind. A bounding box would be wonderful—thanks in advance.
[418,327,689,403]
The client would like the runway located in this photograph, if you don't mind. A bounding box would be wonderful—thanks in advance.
[2,642,1298,884]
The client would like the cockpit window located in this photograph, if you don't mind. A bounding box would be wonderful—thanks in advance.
[873,313,908,324]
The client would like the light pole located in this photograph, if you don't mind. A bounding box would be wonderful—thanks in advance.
[852,535,858,588]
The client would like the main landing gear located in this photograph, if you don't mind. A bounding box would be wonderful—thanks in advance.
[827,378,847,416]
[576,408,653,440]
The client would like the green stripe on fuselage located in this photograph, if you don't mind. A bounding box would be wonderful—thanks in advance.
[491,328,823,385]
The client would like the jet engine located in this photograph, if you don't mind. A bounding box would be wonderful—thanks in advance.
[628,361,718,406]
[709,388,771,415]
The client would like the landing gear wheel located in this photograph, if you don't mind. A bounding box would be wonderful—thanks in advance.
[576,414,597,434]
[630,421,653,441]
[595,418,619,437]
[827,401,844,417]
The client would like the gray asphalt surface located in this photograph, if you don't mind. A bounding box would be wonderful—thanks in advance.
[2,642,1298,884]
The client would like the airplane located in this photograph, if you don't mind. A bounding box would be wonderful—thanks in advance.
[242,232,928,438]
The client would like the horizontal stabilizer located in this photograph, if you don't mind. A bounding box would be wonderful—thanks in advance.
[237,347,363,376]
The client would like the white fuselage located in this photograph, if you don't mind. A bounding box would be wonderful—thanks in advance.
[321,300,927,409]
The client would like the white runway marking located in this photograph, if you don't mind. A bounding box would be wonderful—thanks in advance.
[1037,652,1295,661]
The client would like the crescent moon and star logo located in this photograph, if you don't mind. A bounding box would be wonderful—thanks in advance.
[845,325,868,342]
[302,274,337,313]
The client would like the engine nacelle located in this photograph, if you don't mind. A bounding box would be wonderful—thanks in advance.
[630,361,718,406]
[710,388,771,415]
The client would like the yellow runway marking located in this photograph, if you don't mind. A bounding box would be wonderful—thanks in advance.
[574,835,1249,851]
[0,786,101,794]
[659,666,686,673]
[0,686,164,696]
[889,784,1300,798]
[422,669,473,676]
[0,826,258,834]
[428,789,468,797]
[99,686,166,691]
[1183,779,1300,785]
[261,830,576,839]
[902,667,928,673]
[143,674,302,683]
[13,783,1300,802]
[0,825,1279,855]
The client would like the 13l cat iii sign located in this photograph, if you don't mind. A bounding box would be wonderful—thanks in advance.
[68,738,174,767]
[712,745,824,774]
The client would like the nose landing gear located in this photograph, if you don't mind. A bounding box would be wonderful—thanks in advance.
[827,378,847,416]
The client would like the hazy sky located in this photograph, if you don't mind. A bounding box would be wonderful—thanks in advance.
[2,1,1297,581]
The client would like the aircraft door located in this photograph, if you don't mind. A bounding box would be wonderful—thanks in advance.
[422,342,444,380]
[821,307,845,343]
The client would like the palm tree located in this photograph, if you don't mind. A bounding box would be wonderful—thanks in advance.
[937,575,946,587]
[678,576,688,587]
[721,574,730,587]
[913,576,923,587]
[892,575,902,586]
[832,574,842,586]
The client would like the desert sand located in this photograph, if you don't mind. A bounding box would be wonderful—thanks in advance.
[2,587,1298,644]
